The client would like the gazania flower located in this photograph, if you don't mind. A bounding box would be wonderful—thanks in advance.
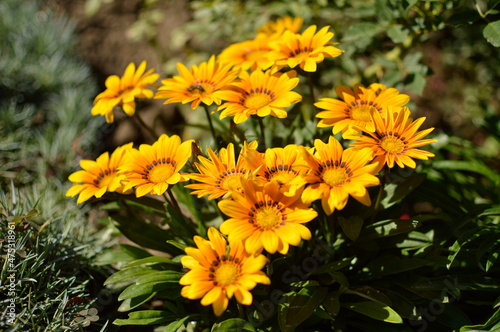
[219,179,318,255]
[215,70,302,124]
[180,227,270,317]
[244,144,310,197]
[218,35,274,71]
[299,136,380,216]
[256,16,303,37]
[91,61,159,123]
[120,134,193,197]
[266,25,344,73]
[66,143,133,204]
[316,83,409,135]
[154,55,238,109]
[347,107,437,172]
[185,141,258,200]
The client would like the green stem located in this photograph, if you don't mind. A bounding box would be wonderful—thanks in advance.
[237,302,245,318]
[307,75,317,116]
[135,111,159,140]
[167,189,182,213]
[371,167,388,223]
[266,252,272,276]
[258,117,266,150]
[327,211,336,243]
[203,104,219,149]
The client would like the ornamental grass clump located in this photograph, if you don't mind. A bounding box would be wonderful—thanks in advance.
[65,11,500,332]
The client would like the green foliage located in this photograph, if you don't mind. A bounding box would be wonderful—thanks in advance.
[0,185,113,331]
[0,0,105,188]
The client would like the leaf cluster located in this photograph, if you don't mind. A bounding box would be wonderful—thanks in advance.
[0,184,114,331]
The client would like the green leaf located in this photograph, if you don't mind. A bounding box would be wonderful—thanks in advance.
[212,318,256,332]
[479,205,500,216]
[104,266,157,286]
[447,228,489,269]
[165,204,197,244]
[95,249,140,266]
[385,290,419,319]
[436,304,472,329]
[483,20,500,47]
[381,172,426,209]
[122,256,179,269]
[339,215,364,241]
[135,271,184,284]
[323,291,341,317]
[125,195,167,212]
[364,255,430,278]
[345,301,403,324]
[476,235,500,271]
[432,160,500,185]
[486,249,500,272]
[290,280,320,288]
[387,24,409,43]
[278,287,328,331]
[405,72,426,95]
[460,307,500,331]
[375,0,393,24]
[111,214,175,253]
[350,286,392,306]
[118,244,152,260]
[118,282,180,301]
[113,310,177,326]
[343,22,381,47]
[166,316,190,332]
[310,256,354,275]
[402,52,426,74]
[118,293,157,312]
[166,240,188,252]
[360,219,421,240]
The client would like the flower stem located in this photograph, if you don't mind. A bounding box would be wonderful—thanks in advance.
[237,302,245,318]
[371,167,388,223]
[167,188,182,213]
[135,111,159,140]
[307,75,317,116]
[258,117,266,150]
[203,104,219,150]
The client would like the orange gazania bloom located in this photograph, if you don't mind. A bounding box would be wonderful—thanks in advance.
[120,134,193,197]
[215,70,302,124]
[218,35,274,71]
[154,55,238,109]
[219,179,318,255]
[266,25,344,73]
[299,136,380,216]
[244,144,310,197]
[316,83,409,135]
[66,143,133,204]
[347,107,437,173]
[256,16,303,37]
[185,141,258,200]
[91,61,159,123]
[180,227,270,317]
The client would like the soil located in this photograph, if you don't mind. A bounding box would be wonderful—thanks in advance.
[48,0,191,147]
